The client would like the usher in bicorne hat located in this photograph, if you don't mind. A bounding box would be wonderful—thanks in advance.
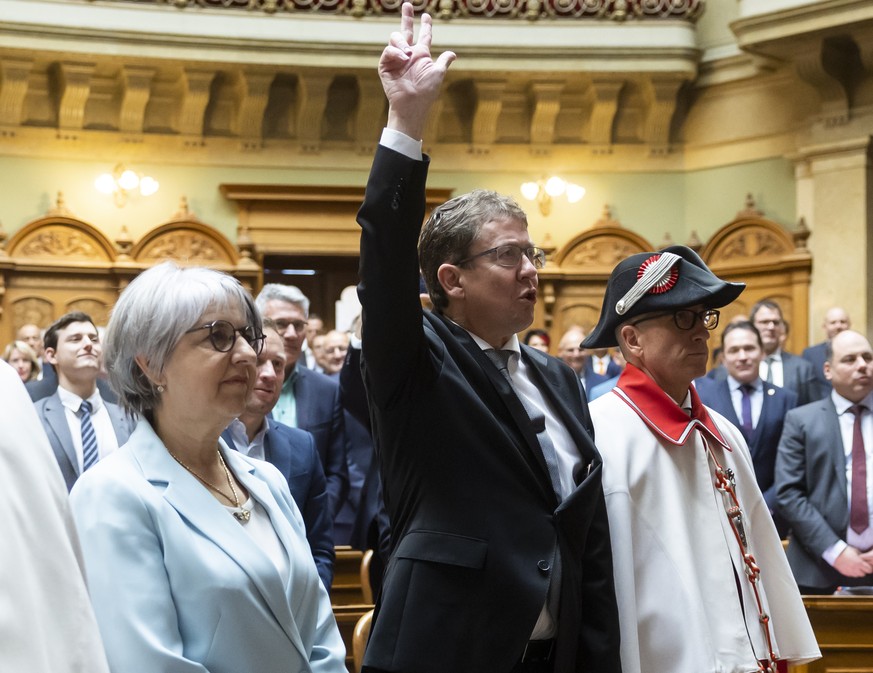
[582,245,745,349]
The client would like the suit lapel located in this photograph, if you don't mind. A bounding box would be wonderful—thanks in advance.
[44,394,79,476]
[264,421,291,477]
[523,347,594,465]
[292,367,310,428]
[714,381,742,429]
[782,353,797,390]
[129,422,307,656]
[821,399,849,496]
[750,384,779,453]
[440,319,556,503]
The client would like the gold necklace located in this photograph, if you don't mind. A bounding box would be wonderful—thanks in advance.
[169,449,250,524]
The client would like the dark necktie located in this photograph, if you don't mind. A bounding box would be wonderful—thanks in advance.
[485,348,563,625]
[740,384,754,437]
[485,348,563,499]
[80,400,99,471]
[849,404,869,535]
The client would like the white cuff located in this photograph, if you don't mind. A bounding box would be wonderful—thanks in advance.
[380,127,423,161]
[822,539,848,567]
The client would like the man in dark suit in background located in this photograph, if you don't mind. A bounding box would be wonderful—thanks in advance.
[355,7,620,672]
[802,306,850,396]
[255,284,349,524]
[695,320,797,536]
[776,329,873,594]
[34,312,133,490]
[222,321,334,590]
[749,299,822,405]
[582,347,622,393]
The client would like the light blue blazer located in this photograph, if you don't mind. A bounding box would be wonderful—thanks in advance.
[70,419,346,673]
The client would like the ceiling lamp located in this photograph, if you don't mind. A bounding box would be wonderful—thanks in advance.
[95,164,159,207]
[521,176,585,216]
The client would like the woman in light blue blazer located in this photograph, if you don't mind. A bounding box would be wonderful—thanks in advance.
[70,262,346,673]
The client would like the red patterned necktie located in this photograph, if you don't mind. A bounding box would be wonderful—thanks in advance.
[849,404,869,535]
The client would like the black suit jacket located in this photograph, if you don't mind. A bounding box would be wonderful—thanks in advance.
[222,421,334,590]
[802,341,830,394]
[776,396,873,591]
[289,365,349,522]
[356,145,620,673]
[694,376,797,509]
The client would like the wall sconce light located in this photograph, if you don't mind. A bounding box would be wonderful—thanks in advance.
[95,164,159,207]
[520,176,585,216]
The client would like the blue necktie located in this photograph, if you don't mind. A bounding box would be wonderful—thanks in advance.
[740,384,754,438]
[80,400,99,471]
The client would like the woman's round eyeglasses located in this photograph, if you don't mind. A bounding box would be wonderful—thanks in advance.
[186,320,266,355]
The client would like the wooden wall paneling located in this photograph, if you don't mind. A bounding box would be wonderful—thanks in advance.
[219,184,454,258]
[1,202,121,343]
[541,217,653,339]
[0,198,262,345]
[701,205,811,354]
[130,199,261,293]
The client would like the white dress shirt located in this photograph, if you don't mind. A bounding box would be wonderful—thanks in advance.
[728,375,763,429]
[227,417,268,461]
[823,390,873,563]
[759,350,784,387]
[57,385,119,471]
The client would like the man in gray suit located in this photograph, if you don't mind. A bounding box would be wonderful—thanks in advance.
[34,312,133,491]
[750,299,823,404]
[776,329,873,593]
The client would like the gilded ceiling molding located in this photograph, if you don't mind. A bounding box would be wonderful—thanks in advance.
[143,0,704,21]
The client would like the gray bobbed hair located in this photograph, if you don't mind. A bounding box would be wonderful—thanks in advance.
[104,261,261,418]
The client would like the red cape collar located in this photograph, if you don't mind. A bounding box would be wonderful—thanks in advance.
[611,364,730,449]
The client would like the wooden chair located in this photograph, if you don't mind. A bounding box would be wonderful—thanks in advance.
[352,609,374,673]
[360,549,374,605]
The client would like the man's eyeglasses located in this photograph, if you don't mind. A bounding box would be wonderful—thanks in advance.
[754,318,783,327]
[274,319,308,335]
[629,308,720,331]
[455,244,547,270]
[186,320,266,355]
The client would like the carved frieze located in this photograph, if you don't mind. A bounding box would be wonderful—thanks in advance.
[67,298,110,325]
[17,226,107,260]
[565,237,642,268]
[713,230,789,261]
[11,297,54,329]
[136,231,230,264]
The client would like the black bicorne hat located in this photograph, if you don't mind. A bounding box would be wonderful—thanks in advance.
[582,245,745,349]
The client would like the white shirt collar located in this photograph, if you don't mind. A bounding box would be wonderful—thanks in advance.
[727,375,761,393]
[831,389,873,415]
[57,384,102,413]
